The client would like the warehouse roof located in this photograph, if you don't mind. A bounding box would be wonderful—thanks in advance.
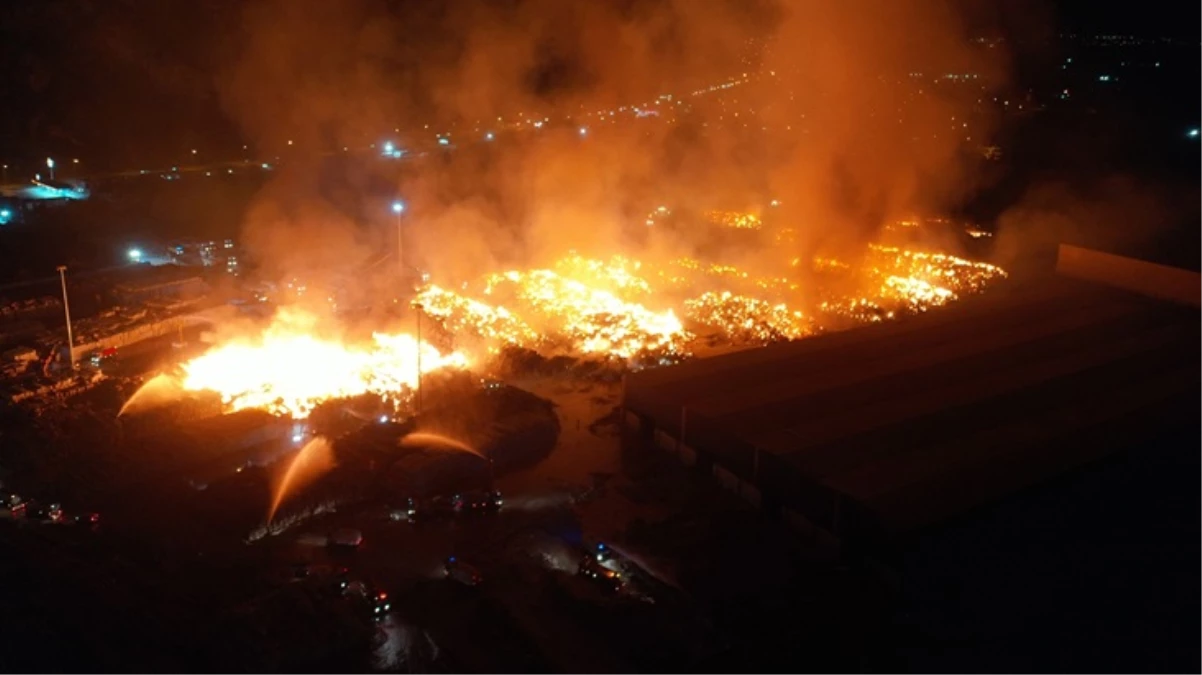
[624,274,1200,541]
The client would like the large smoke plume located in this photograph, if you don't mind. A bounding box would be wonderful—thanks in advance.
[216,0,1013,291]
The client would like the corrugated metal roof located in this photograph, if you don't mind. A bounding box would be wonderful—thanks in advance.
[624,276,1200,540]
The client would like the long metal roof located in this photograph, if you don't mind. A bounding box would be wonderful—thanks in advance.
[624,276,1200,540]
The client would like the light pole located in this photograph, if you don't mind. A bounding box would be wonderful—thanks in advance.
[47,157,55,181]
[2,163,8,183]
[56,266,75,368]
[414,302,423,414]
[391,200,405,279]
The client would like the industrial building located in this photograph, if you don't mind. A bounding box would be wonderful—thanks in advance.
[622,246,1200,552]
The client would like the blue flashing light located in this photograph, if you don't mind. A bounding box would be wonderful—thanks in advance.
[0,208,12,224]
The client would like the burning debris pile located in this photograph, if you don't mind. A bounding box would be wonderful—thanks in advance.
[417,262,690,363]
[414,226,1007,362]
[683,292,816,343]
[123,213,1004,421]
[172,309,468,419]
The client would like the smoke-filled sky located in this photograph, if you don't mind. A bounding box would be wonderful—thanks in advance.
[1,0,1195,278]
[209,0,1022,282]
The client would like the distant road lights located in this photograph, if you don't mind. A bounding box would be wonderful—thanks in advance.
[485,131,495,141]
[578,126,588,136]
[46,157,55,180]
[128,248,143,262]
[437,137,450,146]
[191,149,197,155]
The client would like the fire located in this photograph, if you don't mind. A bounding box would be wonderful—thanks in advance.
[684,291,816,342]
[178,309,468,418]
[705,210,763,230]
[483,267,690,359]
[414,242,1006,363]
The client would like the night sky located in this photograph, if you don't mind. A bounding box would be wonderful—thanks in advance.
[0,0,1193,169]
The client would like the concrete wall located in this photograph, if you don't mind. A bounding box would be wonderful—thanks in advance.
[1057,244,1200,307]
[69,305,235,363]
[71,317,190,360]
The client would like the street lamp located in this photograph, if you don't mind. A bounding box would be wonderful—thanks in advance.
[413,302,423,414]
[46,157,55,181]
[56,266,75,368]
[391,200,405,277]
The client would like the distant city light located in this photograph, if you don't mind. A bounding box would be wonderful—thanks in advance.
[485,131,495,141]
[46,157,54,169]
[381,140,403,158]
[1189,128,1200,139]
[391,201,405,214]
[578,126,588,136]
[438,137,450,146]
[127,248,143,262]
[261,163,270,170]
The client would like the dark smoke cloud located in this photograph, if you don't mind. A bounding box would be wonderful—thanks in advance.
[217,0,1012,289]
[993,175,1201,274]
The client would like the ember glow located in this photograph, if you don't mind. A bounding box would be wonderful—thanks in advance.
[480,267,690,359]
[414,237,1007,359]
[154,222,1005,420]
[705,210,764,230]
[178,310,468,418]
